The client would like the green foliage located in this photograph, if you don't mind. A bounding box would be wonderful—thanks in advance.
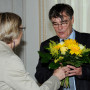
[49,62,60,69]
[38,51,52,63]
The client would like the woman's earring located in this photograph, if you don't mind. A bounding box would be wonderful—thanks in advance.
[13,40,16,53]
[13,41,15,48]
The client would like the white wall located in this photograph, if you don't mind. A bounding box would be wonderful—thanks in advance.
[25,0,39,80]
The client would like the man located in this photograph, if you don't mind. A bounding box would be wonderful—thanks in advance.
[35,3,90,90]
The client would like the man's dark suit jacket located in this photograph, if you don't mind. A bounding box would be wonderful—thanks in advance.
[35,31,90,90]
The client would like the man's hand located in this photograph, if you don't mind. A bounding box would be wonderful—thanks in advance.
[66,65,82,76]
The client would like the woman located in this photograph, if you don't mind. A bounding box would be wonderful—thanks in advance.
[0,12,67,90]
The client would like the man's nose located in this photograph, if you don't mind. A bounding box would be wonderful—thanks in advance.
[58,24,63,29]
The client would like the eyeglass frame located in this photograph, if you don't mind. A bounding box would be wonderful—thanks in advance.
[52,18,71,28]
[19,27,26,31]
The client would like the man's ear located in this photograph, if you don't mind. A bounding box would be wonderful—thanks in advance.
[71,16,74,24]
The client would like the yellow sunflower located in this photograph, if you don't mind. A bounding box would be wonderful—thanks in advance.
[54,42,65,50]
[64,39,78,48]
[69,44,82,55]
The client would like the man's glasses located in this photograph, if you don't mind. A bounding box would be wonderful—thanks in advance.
[52,19,70,28]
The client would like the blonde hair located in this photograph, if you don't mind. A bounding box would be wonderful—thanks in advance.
[0,12,22,44]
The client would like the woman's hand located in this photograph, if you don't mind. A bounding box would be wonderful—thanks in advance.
[53,66,70,80]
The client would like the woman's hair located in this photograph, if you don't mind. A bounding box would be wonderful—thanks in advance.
[0,12,22,44]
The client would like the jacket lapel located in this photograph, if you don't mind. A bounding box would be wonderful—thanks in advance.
[53,36,60,43]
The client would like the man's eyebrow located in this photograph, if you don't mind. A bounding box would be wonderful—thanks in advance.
[52,22,58,24]
[61,20,68,22]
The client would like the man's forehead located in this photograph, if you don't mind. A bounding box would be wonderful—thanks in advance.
[60,15,69,19]
[51,12,70,21]
[60,11,68,16]
[51,17,62,22]
[51,15,69,22]
[60,12,70,19]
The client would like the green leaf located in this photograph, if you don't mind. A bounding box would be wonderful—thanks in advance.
[38,51,52,63]
[49,62,60,69]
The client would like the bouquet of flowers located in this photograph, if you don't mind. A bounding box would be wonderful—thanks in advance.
[38,39,90,88]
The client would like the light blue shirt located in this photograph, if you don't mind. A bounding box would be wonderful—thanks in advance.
[60,29,76,90]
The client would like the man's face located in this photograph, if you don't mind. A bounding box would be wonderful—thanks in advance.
[51,12,74,39]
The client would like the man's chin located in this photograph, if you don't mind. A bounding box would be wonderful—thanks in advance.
[58,35,67,39]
